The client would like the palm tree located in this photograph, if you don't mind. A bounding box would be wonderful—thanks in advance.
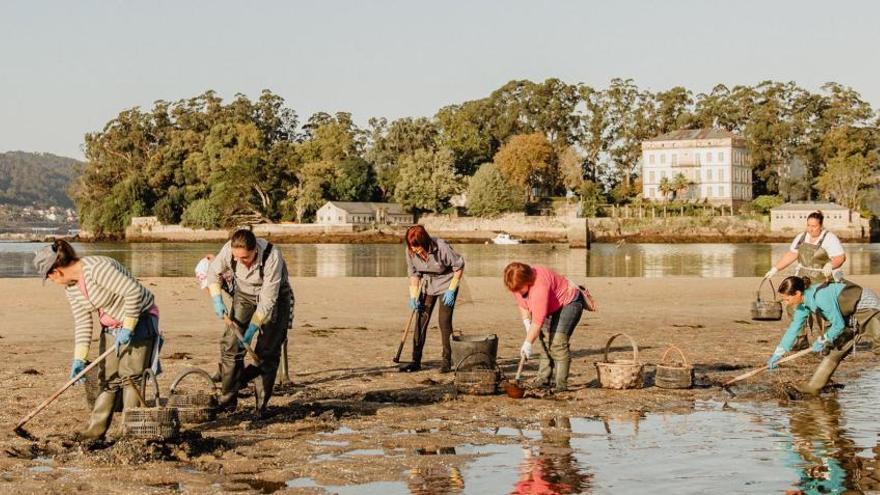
[658,176,672,203]
[671,173,691,200]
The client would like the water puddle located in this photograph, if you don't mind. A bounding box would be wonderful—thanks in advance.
[288,368,880,494]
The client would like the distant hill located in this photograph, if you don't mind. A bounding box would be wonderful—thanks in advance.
[0,151,81,208]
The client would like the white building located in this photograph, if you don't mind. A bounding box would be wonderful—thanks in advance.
[770,202,867,236]
[641,129,752,208]
[315,201,413,226]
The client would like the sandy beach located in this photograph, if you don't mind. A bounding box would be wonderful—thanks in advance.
[1,275,878,493]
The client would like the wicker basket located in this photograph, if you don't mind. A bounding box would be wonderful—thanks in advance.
[122,369,180,440]
[751,278,783,321]
[167,368,219,424]
[595,333,644,390]
[654,345,694,389]
[453,351,499,395]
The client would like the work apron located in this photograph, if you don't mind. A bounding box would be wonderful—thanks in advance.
[788,232,831,347]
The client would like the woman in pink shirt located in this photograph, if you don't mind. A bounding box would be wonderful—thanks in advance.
[504,262,596,392]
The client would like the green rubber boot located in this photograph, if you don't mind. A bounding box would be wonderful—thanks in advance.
[793,346,848,396]
[78,390,117,440]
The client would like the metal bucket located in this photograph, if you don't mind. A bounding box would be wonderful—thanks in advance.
[450,334,498,371]
[167,367,219,424]
[751,279,783,321]
[122,369,180,440]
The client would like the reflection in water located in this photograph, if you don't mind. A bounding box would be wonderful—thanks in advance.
[786,397,851,493]
[4,241,880,278]
[512,417,593,495]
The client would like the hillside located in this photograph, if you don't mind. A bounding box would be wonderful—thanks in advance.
[0,151,81,207]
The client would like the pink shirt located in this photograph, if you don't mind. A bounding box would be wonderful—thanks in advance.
[513,265,578,328]
[77,277,159,329]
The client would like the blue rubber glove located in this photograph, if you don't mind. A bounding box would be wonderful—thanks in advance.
[70,358,86,382]
[767,346,785,370]
[212,295,227,318]
[240,323,259,349]
[811,335,828,353]
[442,289,456,307]
[114,328,132,355]
[409,297,421,311]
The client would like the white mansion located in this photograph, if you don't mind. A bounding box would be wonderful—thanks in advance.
[641,129,753,208]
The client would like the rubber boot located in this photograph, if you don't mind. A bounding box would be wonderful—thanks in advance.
[218,361,242,410]
[78,390,118,440]
[550,333,571,392]
[122,383,145,409]
[794,347,847,396]
[253,369,276,419]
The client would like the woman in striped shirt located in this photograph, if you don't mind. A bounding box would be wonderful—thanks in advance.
[33,240,160,441]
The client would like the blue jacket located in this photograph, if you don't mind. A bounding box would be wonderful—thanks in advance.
[778,283,848,352]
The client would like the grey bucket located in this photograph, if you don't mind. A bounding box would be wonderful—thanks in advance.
[450,334,498,370]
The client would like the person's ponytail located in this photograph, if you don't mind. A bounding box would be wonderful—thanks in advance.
[51,239,79,270]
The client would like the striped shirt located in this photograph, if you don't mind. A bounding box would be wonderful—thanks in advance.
[65,256,155,359]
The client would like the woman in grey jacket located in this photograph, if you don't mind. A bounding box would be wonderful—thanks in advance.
[33,240,160,441]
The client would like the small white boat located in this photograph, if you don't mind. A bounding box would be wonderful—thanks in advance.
[491,233,521,245]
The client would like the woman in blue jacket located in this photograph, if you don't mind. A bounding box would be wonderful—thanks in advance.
[768,276,880,395]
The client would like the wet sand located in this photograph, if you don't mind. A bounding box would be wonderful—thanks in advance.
[0,276,878,493]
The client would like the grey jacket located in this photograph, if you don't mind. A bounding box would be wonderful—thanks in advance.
[406,238,465,296]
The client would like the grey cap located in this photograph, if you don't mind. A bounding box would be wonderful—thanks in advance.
[33,245,58,280]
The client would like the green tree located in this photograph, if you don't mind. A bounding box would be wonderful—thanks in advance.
[658,176,672,202]
[493,132,555,201]
[394,148,462,213]
[815,152,878,212]
[466,162,525,217]
[671,173,691,200]
[578,180,604,217]
[180,198,221,229]
[330,157,376,201]
[366,117,438,199]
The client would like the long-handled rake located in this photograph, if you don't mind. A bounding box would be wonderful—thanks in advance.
[14,346,116,439]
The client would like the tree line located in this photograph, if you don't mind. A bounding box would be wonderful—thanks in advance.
[0,151,80,208]
[72,79,880,234]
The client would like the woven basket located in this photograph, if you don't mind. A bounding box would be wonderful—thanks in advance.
[654,345,694,389]
[167,368,219,424]
[453,351,499,395]
[122,369,180,440]
[595,333,644,390]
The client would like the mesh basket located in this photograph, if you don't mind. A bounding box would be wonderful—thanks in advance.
[453,351,499,396]
[122,369,180,439]
[167,368,219,424]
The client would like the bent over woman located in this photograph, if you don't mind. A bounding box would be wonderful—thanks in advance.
[504,262,595,392]
[768,276,880,395]
[33,240,160,440]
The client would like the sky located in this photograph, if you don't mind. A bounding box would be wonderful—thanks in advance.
[1,0,878,159]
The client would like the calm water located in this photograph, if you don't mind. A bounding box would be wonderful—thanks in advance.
[3,241,880,278]
[288,368,880,494]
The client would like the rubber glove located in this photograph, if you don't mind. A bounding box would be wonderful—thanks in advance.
[212,295,227,318]
[764,267,778,279]
[408,285,421,311]
[767,346,785,370]
[442,289,456,307]
[114,328,132,355]
[70,358,86,382]
[812,335,828,353]
[520,341,533,360]
[522,319,531,333]
[821,262,833,279]
[240,322,260,349]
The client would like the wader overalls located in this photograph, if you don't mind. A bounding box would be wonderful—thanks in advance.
[795,282,880,395]
[788,231,833,350]
[218,244,294,416]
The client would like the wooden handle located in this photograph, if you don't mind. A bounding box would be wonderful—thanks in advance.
[15,346,116,431]
[393,309,417,363]
[224,316,263,365]
[722,347,812,387]
[515,355,526,381]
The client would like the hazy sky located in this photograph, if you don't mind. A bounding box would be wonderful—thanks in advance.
[2,0,878,159]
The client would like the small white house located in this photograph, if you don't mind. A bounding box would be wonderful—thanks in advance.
[770,202,865,234]
[315,201,413,226]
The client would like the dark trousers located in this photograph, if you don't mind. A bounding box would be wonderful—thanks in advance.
[411,293,455,366]
[535,294,584,391]
[220,285,293,409]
